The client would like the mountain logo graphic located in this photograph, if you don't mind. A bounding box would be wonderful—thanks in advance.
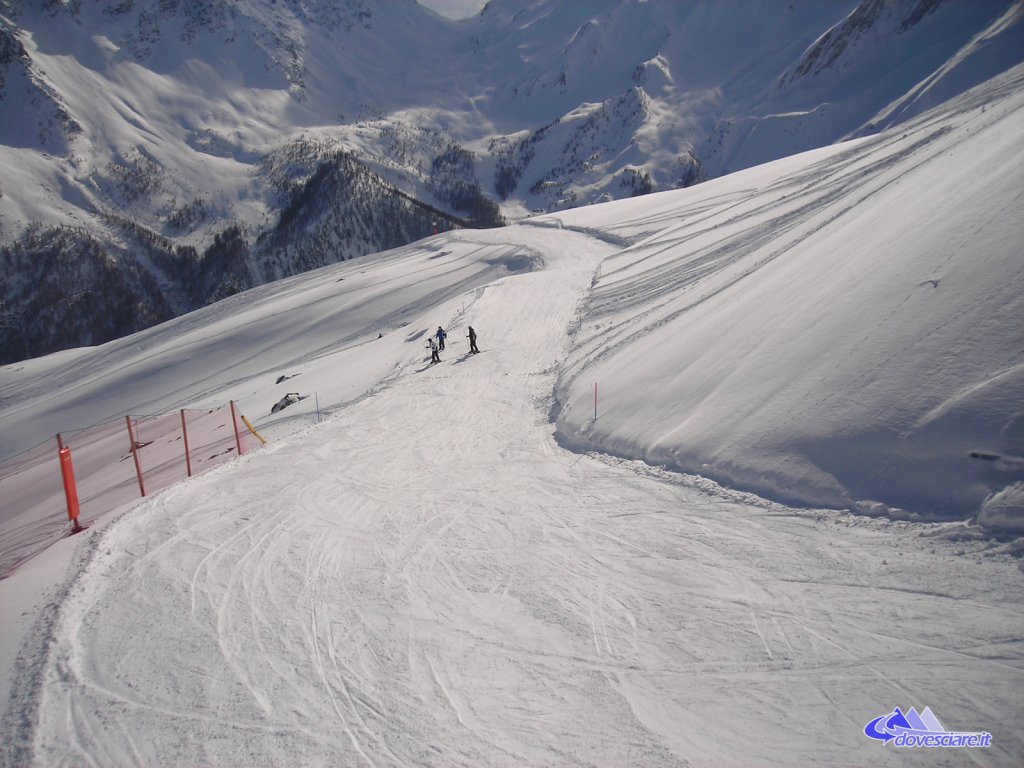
[864,707,992,749]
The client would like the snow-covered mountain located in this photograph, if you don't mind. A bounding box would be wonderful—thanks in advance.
[1,0,1022,362]
[1,62,1022,765]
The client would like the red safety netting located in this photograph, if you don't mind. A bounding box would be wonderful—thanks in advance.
[0,438,67,577]
[0,402,264,577]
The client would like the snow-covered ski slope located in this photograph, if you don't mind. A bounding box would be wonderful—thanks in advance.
[1,66,1023,766]
[553,63,1024,525]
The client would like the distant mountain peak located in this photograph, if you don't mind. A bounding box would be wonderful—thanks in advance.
[1,0,1021,362]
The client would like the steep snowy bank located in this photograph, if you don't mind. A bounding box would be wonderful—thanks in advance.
[552,65,1024,526]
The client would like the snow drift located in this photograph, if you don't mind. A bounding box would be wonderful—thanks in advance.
[552,64,1024,525]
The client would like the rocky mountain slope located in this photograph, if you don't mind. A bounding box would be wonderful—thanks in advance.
[1,0,1021,362]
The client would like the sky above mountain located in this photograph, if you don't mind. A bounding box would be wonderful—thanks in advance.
[418,0,488,19]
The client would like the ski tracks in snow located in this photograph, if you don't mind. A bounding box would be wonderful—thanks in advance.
[14,229,1024,766]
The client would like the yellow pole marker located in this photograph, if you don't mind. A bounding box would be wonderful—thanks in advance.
[241,415,267,445]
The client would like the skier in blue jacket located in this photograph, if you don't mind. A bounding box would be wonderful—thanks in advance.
[435,326,447,351]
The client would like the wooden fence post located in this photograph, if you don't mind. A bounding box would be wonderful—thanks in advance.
[180,409,193,478]
[230,401,243,456]
[125,415,146,497]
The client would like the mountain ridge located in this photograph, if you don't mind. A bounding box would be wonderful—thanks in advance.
[1,0,1022,362]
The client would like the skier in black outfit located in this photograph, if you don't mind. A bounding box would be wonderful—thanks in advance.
[468,326,480,354]
[436,326,447,351]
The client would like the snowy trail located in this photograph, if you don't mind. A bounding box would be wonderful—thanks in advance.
[17,228,1024,766]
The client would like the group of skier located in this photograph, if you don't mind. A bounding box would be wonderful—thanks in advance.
[428,324,479,364]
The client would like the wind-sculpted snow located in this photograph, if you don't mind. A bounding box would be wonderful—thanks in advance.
[5,228,1023,766]
[552,66,1024,526]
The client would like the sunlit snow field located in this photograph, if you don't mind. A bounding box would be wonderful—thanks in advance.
[1,66,1022,766]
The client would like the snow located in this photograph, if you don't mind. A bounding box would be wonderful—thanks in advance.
[416,0,488,21]
[1,67,1023,765]
[552,64,1024,523]
[979,483,1024,534]
[4,0,1022,245]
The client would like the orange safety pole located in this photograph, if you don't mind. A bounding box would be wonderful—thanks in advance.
[180,409,193,477]
[125,415,146,497]
[58,446,83,533]
[230,400,243,456]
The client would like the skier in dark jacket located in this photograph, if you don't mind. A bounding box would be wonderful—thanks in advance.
[468,326,480,354]
[436,326,447,351]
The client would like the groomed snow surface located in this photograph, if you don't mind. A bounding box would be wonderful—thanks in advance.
[1,68,1023,765]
